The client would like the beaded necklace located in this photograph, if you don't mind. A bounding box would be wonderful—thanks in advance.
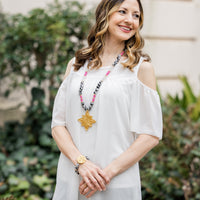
[78,50,125,131]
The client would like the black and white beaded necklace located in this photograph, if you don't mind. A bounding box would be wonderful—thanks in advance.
[78,50,125,131]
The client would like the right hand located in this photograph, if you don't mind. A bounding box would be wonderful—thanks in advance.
[78,160,110,192]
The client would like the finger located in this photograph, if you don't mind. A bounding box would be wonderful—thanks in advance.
[80,186,88,195]
[84,177,95,191]
[86,190,97,198]
[80,179,84,185]
[89,175,102,191]
[94,173,106,191]
[79,182,87,194]
[79,179,85,189]
[82,186,91,195]
[98,169,110,184]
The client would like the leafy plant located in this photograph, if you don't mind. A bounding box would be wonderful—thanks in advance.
[167,76,200,121]
[141,101,200,200]
[0,1,92,199]
[0,0,92,105]
[140,76,200,200]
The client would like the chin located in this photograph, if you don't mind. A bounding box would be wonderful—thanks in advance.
[118,35,133,42]
[117,33,135,42]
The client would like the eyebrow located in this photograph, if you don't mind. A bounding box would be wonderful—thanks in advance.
[120,7,140,14]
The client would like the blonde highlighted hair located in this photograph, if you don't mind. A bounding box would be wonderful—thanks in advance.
[74,0,150,71]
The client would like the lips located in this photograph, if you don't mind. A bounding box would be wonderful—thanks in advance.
[119,25,132,33]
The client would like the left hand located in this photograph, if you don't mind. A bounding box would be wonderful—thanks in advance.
[79,179,98,198]
[79,166,113,198]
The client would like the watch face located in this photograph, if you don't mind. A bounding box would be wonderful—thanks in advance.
[77,155,86,164]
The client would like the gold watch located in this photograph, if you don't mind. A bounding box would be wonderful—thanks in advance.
[77,155,87,164]
[75,155,89,175]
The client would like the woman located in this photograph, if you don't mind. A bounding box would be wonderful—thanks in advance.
[51,0,163,199]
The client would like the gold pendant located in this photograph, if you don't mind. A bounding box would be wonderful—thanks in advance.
[78,110,96,131]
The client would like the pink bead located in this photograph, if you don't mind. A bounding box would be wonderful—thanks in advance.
[84,72,88,76]
[80,95,83,102]
[121,51,124,56]
[106,71,110,76]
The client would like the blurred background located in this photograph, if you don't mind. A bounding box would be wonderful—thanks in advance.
[0,0,200,199]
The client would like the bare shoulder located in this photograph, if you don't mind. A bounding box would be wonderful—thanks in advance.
[63,57,75,80]
[137,61,157,91]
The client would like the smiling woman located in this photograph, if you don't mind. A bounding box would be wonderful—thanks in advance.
[107,0,140,41]
[51,0,163,199]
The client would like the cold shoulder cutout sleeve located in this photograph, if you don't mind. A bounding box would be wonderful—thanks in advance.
[51,57,75,129]
[51,79,68,129]
[129,59,163,140]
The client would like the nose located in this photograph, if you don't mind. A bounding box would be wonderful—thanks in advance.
[124,13,134,24]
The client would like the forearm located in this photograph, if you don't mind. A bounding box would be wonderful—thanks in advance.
[105,134,159,178]
[52,126,81,165]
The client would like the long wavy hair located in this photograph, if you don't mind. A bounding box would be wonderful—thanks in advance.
[74,0,150,71]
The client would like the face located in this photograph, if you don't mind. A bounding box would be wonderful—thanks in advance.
[107,0,140,43]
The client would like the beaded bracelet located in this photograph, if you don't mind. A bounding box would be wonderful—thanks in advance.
[75,156,90,175]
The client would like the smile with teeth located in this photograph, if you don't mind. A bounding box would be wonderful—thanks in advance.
[119,25,132,32]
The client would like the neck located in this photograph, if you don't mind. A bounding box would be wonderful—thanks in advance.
[101,34,125,58]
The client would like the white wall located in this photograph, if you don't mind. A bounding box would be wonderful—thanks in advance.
[142,0,200,97]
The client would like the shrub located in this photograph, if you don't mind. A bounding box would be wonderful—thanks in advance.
[141,77,200,200]
[0,1,92,199]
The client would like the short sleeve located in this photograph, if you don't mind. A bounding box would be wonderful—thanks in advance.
[51,57,75,129]
[51,80,67,129]
[129,79,163,140]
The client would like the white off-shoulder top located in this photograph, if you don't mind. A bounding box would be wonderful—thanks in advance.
[51,57,163,200]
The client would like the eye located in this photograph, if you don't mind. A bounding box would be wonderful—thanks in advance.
[133,13,140,19]
[118,10,126,14]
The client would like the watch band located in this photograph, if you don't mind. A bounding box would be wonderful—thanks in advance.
[75,155,89,175]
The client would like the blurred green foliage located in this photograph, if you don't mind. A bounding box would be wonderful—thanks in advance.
[0,1,200,199]
[0,1,92,199]
[140,76,200,200]
[0,0,92,104]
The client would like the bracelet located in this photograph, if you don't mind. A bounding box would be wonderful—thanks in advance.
[75,156,89,175]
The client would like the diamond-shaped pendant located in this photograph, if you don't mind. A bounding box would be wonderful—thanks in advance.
[78,110,96,131]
